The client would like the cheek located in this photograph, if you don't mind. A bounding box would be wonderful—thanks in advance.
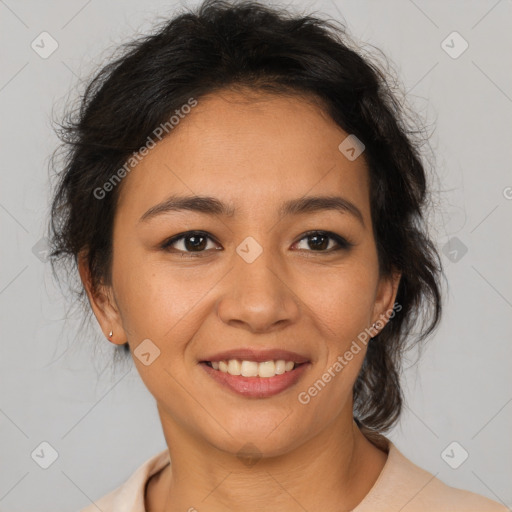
[120,293,197,351]
[112,263,206,402]
[111,255,199,343]
[297,262,377,394]
[300,265,378,339]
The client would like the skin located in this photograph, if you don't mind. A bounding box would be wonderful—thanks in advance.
[79,88,401,512]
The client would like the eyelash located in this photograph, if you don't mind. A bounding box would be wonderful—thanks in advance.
[160,230,354,258]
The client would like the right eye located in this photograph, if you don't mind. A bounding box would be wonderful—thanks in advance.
[160,231,222,257]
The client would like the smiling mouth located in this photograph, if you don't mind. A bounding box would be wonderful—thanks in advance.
[201,360,307,378]
[200,359,311,398]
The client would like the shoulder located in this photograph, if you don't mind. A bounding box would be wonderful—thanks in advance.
[403,465,508,512]
[356,437,508,512]
[78,449,171,512]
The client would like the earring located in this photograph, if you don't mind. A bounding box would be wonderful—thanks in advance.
[108,330,113,338]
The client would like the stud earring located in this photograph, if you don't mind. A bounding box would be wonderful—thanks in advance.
[108,330,113,338]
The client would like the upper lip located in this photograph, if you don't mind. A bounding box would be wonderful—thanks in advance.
[200,348,310,364]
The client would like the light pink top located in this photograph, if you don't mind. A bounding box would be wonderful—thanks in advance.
[79,439,507,511]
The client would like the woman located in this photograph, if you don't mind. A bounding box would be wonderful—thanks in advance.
[48,0,507,510]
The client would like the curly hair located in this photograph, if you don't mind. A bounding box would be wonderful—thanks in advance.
[48,0,444,433]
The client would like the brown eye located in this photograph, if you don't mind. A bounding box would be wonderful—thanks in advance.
[161,231,221,255]
[293,231,353,252]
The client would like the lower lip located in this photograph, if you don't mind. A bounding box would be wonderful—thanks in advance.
[200,362,310,398]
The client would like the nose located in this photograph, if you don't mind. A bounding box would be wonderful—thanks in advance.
[216,249,300,333]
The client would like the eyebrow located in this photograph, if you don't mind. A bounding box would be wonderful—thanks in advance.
[139,194,365,227]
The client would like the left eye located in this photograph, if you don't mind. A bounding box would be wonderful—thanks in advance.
[293,231,352,252]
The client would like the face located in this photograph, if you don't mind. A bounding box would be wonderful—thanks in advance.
[82,89,400,458]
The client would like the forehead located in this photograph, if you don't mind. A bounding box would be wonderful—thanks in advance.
[116,89,371,221]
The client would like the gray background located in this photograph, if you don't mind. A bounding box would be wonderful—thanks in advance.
[0,0,511,510]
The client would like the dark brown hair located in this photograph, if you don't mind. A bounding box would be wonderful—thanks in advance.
[49,0,444,433]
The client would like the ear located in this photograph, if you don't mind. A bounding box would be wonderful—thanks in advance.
[370,267,402,332]
[78,252,127,345]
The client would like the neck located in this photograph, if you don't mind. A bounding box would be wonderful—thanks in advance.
[146,407,388,512]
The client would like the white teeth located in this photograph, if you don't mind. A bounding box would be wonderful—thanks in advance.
[258,361,276,378]
[275,360,286,375]
[241,360,259,377]
[227,359,241,375]
[210,359,301,378]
